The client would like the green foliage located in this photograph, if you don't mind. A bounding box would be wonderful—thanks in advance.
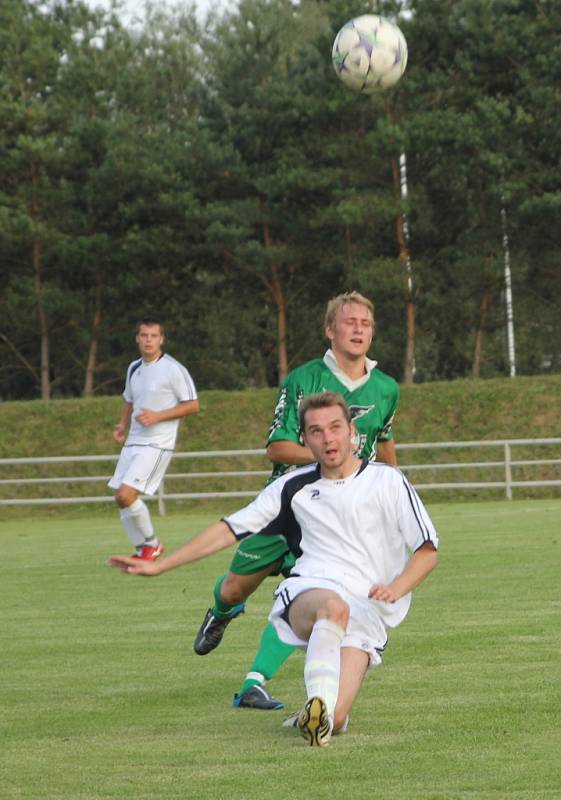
[0,0,560,398]
[402,0,561,377]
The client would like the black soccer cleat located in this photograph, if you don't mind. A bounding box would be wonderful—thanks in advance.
[193,604,245,655]
[232,685,285,710]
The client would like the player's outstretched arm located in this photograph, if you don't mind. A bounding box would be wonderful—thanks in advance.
[109,520,236,576]
[369,542,438,603]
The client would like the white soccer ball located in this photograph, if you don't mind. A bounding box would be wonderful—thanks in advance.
[332,15,408,93]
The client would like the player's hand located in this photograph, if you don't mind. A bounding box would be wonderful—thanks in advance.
[135,408,160,427]
[368,584,399,603]
[108,555,161,576]
[112,424,126,444]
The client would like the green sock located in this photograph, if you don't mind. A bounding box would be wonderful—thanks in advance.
[239,622,296,695]
[212,574,239,619]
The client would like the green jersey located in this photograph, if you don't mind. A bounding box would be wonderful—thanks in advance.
[267,352,399,481]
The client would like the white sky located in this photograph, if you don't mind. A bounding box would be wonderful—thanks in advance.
[85,0,234,25]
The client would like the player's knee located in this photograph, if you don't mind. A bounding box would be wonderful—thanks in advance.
[319,595,349,628]
[220,573,250,605]
[115,486,137,508]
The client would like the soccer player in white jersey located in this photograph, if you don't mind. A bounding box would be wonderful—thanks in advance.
[109,391,438,746]
[108,318,199,560]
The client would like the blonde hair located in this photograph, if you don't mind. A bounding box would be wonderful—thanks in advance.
[298,391,351,431]
[324,292,374,330]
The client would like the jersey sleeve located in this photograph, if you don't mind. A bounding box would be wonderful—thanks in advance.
[395,472,439,552]
[223,478,285,540]
[122,361,136,403]
[267,373,303,445]
[170,361,198,403]
[377,381,400,442]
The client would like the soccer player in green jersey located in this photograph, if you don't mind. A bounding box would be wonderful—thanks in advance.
[193,291,400,710]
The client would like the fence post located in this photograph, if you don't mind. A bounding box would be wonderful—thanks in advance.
[504,442,513,500]
[158,480,166,516]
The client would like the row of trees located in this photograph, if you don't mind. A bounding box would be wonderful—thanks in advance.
[1,0,560,400]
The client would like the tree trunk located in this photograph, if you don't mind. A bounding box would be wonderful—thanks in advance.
[83,281,103,397]
[472,279,491,378]
[404,298,416,383]
[32,237,51,400]
[391,156,416,385]
[269,264,288,383]
[263,220,288,383]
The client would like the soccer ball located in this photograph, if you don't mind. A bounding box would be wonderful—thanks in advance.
[332,15,408,93]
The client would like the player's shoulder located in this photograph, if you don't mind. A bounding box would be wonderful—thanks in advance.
[284,358,328,384]
[127,357,143,377]
[370,365,399,390]
[274,462,320,492]
[368,366,400,401]
[160,353,191,374]
[160,353,182,368]
[362,459,404,483]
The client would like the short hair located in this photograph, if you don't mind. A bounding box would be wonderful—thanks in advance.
[299,391,352,431]
[324,291,374,330]
[136,318,164,335]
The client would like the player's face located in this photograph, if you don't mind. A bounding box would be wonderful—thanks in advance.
[302,405,355,474]
[325,302,374,361]
[136,324,164,361]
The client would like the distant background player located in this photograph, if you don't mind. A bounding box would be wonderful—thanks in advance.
[192,291,400,711]
[108,318,199,559]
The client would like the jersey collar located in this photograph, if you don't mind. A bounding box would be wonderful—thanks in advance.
[323,349,378,392]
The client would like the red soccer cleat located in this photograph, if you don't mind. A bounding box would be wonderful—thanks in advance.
[132,544,165,561]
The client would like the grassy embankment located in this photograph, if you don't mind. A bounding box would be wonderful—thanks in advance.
[1,373,560,512]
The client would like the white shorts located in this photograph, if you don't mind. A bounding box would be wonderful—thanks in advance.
[269,576,388,670]
[108,445,172,495]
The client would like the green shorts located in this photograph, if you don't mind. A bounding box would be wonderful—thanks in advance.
[229,534,296,577]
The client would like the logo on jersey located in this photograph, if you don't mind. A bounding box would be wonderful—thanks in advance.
[348,404,375,421]
[310,489,320,499]
[348,405,375,457]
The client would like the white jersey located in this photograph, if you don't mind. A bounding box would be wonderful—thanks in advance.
[123,353,197,450]
[224,460,439,628]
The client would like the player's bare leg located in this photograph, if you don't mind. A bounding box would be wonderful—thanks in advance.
[220,566,277,605]
[332,647,369,733]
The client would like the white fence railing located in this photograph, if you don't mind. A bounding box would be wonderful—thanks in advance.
[1,439,560,512]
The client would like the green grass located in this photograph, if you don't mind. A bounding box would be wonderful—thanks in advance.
[2,499,560,799]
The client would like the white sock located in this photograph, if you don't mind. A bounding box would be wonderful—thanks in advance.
[119,499,156,548]
[304,618,345,718]
[245,671,265,685]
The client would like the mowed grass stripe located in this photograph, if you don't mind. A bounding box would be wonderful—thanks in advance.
[1,499,560,800]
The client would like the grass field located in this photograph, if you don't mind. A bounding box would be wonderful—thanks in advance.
[2,499,560,800]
